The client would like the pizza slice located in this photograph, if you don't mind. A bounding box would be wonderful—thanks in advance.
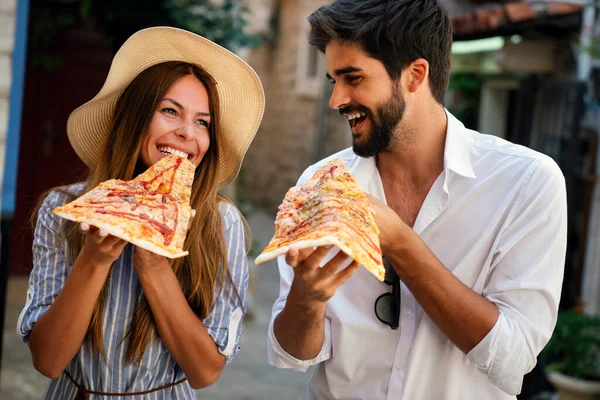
[52,155,195,258]
[255,158,385,282]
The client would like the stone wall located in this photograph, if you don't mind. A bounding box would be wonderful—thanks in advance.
[0,0,15,193]
[241,0,352,212]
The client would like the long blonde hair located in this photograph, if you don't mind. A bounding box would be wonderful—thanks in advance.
[33,61,248,364]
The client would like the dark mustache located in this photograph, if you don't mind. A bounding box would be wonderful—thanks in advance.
[339,105,371,117]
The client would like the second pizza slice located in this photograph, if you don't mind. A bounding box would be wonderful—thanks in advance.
[255,158,385,282]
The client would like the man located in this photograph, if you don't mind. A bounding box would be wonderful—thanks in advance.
[266,1,567,399]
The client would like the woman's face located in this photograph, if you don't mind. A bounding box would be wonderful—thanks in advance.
[140,74,212,167]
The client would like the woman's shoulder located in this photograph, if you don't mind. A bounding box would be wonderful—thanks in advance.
[39,182,85,219]
[40,182,86,210]
[217,200,244,231]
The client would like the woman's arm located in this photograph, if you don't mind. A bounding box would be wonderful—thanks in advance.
[28,223,127,378]
[134,253,227,389]
[134,207,248,389]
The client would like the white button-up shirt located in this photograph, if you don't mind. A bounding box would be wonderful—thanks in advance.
[266,111,567,400]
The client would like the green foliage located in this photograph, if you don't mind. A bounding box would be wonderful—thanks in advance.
[579,36,600,60]
[29,0,261,69]
[165,0,262,51]
[541,309,600,380]
[447,73,481,130]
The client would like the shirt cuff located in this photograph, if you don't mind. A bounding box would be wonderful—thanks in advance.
[267,310,332,372]
[211,307,244,365]
[466,312,524,395]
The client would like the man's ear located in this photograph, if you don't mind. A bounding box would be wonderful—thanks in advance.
[406,58,429,94]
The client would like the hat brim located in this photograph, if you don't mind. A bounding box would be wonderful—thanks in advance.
[67,26,265,188]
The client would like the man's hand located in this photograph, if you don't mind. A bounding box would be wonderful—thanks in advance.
[286,245,360,306]
[366,194,412,254]
[273,245,360,360]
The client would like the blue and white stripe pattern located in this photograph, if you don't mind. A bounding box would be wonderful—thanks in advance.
[17,184,249,399]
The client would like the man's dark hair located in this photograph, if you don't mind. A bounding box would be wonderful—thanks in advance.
[308,0,452,104]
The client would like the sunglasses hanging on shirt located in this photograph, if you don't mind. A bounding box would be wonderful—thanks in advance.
[374,256,401,330]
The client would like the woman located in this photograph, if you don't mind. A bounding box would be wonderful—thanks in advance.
[16,27,265,398]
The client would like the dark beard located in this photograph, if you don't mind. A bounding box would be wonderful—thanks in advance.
[351,85,405,158]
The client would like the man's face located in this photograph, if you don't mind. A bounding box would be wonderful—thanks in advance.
[325,41,406,157]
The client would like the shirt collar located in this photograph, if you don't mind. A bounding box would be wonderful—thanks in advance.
[444,109,476,180]
[349,109,476,196]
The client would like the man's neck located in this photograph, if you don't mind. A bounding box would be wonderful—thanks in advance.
[376,104,447,185]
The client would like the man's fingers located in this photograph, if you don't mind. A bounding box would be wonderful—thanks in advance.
[286,245,332,268]
[297,247,315,261]
[285,248,300,267]
[332,260,361,288]
[321,250,352,275]
[303,245,334,270]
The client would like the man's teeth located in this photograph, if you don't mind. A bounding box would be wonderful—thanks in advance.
[346,112,366,121]
[157,146,189,159]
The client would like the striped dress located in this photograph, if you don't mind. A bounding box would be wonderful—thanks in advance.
[17,184,249,399]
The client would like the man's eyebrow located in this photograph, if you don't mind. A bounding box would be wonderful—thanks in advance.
[335,66,363,75]
[326,66,364,80]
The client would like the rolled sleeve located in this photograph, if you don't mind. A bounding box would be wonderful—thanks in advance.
[203,203,249,364]
[267,308,332,372]
[17,191,71,342]
[467,157,567,395]
[266,255,332,371]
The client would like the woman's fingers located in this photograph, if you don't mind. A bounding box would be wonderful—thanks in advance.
[80,223,126,248]
[79,222,90,234]
[187,209,196,231]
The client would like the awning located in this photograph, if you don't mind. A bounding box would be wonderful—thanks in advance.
[452,2,584,41]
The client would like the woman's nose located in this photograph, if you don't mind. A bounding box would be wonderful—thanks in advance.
[175,124,194,140]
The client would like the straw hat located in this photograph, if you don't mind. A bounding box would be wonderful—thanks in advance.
[67,26,265,188]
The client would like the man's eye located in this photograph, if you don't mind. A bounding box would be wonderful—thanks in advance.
[346,76,360,83]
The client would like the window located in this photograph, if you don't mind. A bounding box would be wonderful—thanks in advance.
[295,5,327,97]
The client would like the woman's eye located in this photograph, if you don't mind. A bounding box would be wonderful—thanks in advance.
[162,108,177,115]
[196,119,209,127]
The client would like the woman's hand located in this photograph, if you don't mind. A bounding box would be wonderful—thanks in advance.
[133,247,170,275]
[78,222,127,268]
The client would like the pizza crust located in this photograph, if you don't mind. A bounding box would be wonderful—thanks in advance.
[255,235,385,282]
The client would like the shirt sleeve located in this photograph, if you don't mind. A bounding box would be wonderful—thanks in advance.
[467,156,567,395]
[266,255,333,372]
[202,203,249,364]
[17,191,72,342]
[266,166,334,371]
